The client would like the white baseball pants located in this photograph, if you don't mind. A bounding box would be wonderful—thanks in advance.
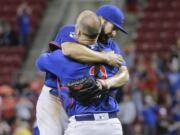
[64,114,123,135]
[36,85,68,135]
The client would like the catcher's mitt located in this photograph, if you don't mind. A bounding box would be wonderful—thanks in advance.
[66,76,107,105]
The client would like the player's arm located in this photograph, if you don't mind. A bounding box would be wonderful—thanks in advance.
[61,42,123,67]
[62,42,129,88]
[50,25,123,67]
[35,52,61,79]
[98,66,129,89]
[36,53,49,72]
[98,41,129,89]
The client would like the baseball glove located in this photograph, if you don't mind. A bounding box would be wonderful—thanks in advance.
[66,76,107,105]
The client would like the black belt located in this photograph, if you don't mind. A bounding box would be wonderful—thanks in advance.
[75,112,117,121]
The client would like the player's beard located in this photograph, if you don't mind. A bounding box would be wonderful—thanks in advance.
[98,24,114,44]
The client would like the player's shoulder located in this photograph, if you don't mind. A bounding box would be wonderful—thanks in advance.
[48,49,65,61]
[57,24,76,42]
[58,24,75,35]
[107,38,118,46]
[107,38,122,54]
[51,49,63,55]
[106,38,119,49]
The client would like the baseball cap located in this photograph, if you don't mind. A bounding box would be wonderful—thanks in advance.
[96,4,128,34]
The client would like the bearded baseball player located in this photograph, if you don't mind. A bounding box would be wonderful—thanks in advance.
[35,7,127,135]
[36,10,129,135]
[49,4,129,97]
[34,5,128,135]
[53,4,129,95]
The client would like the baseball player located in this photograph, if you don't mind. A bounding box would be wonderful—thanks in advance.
[37,9,129,134]
[36,10,129,135]
[36,10,126,135]
[51,4,129,90]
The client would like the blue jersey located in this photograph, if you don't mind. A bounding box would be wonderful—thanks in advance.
[36,50,95,84]
[36,49,119,116]
[36,25,126,116]
[54,25,126,95]
[53,25,126,78]
[44,25,126,88]
[43,25,76,88]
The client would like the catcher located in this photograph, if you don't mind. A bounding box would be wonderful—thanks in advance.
[36,10,129,135]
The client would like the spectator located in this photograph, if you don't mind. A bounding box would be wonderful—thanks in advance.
[0,96,11,134]
[167,56,180,96]
[0,121,11,135]
[157,106,170,135]
[15,96,33,121]
[0,19,18,46]
[0,85,17,124]
[0,85,17,134]
[3,22,18,46]
[131,75,144,114]
[118,94,136,135]
[17,2,32,46]
[13,119,32,135]
[124,43,136,69]
[133,122,143,135]
[171,90,180,123]
[125,0,138,13]
[142,95,158,135]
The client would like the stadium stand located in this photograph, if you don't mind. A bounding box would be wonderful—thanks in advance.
[0,0,45,32]
[134,0,180,56]
[0,0,46,85]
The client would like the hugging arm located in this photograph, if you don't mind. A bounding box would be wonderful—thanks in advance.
[61,42,123,67]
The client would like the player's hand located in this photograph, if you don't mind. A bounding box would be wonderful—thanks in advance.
[104,52,124,67]
[96,79,109,90]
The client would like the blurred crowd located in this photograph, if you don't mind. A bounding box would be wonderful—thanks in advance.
[0,39,179,135]
[0,19,18,46]
[0,2,32,47]
[0,74,43,135]
[117,38,180,135]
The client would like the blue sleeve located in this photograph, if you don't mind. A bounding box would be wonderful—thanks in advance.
[35,53,49,71]
[54,25,75,45]
[52,30,63,46]
[52,25,76,46]
[60,29,76,44]
[110,40,126,67]
[35,52,61,80]
[54,26,67,44]
[110,40,121,55]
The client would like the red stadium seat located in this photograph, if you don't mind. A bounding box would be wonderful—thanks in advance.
[0,0,46,85]
[135,0,179,57]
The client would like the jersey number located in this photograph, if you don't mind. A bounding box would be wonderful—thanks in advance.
[89,65,107,79]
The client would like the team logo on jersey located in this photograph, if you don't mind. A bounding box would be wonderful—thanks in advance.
[89,65,107,79]
[69,32,76,39]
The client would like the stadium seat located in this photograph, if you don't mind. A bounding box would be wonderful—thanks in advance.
[0,0,46,85]
[135,0,180,56]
